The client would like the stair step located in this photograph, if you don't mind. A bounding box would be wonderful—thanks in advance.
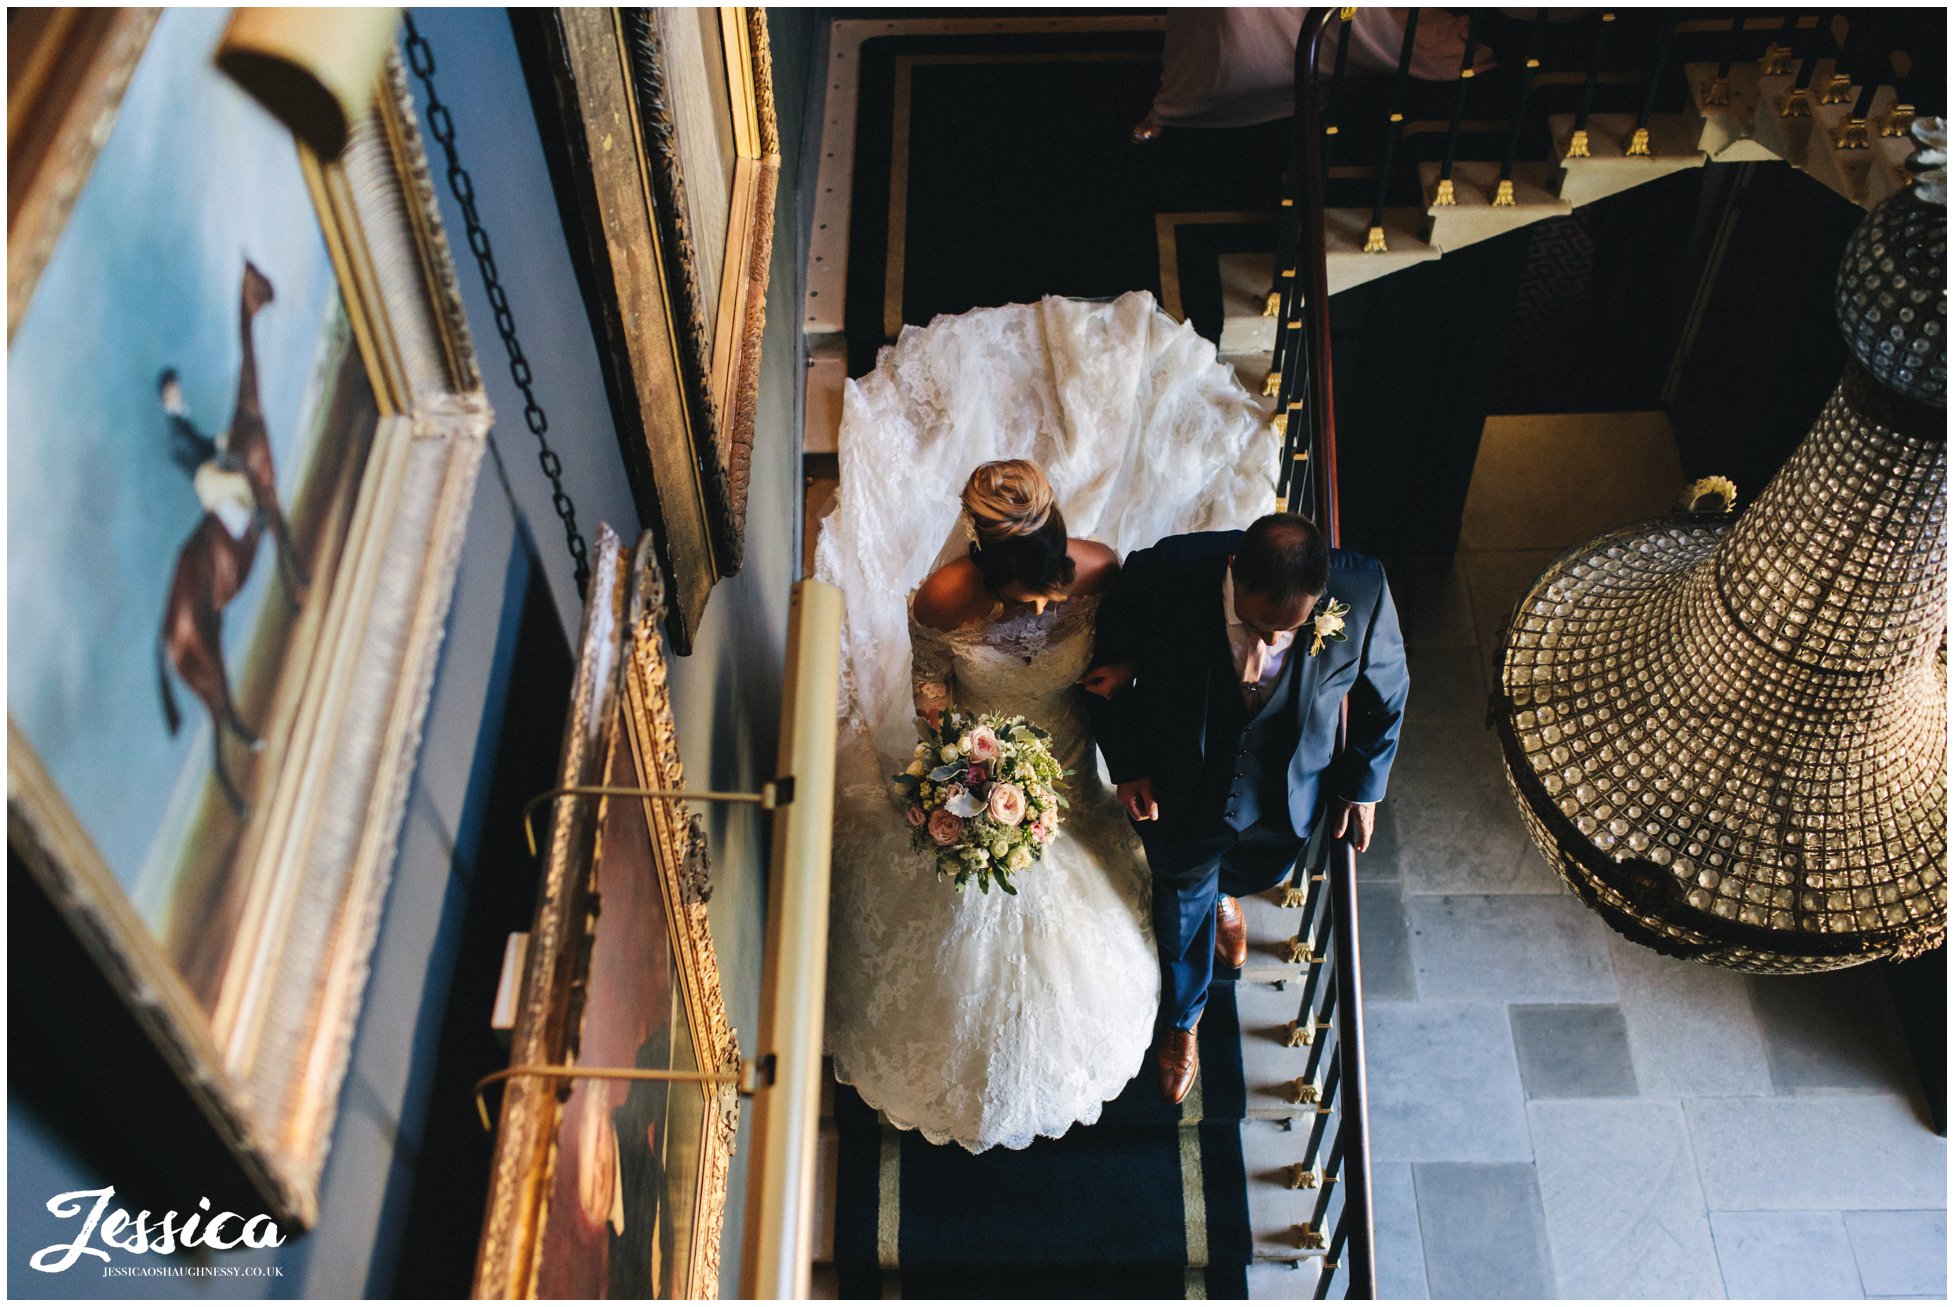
[804,337,847,456]
[1806,82,1900,208]
[1217,209,1439,354]
[1548,111,1708,209]
[1684,60,1781,163]
[1418,160,1572,256]
[1238,882,1311,982]
[1747,56,1835,169]
[812,1116,1350,1269]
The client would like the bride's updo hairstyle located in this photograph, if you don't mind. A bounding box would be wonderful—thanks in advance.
[961,459,1075,604]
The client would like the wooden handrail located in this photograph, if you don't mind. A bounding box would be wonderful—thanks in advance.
[1292,10,1376,1298]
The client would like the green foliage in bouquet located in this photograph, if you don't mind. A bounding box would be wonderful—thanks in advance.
[891,708,1069,894]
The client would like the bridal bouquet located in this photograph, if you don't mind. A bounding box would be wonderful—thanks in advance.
[893,709,1068,894]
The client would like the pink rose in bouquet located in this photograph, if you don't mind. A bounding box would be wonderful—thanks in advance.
[965,724,1001,763]
[927,807,964,846]
[987,782,1027,826]
[905,804,928,828]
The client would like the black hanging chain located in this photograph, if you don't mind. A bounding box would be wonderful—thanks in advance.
[402,14,591,596]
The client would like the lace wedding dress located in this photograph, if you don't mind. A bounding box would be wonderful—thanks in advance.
[815,291,1277,1151]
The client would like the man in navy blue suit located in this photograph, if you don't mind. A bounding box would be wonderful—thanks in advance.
[1081,513,1408,1103]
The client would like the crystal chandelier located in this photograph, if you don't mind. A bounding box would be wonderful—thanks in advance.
[1493,120,1948,974]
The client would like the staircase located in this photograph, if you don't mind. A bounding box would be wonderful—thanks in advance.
[809,884,1370,1299]
[795,8,1941,1298]
[1216,12,1930,359]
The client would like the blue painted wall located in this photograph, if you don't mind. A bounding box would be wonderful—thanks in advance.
[10,6,816,1297]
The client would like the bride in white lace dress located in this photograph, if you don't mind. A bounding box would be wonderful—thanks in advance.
[816,292,1276,1152]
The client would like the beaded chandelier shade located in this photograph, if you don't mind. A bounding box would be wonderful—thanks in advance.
[1493,121,1948,974]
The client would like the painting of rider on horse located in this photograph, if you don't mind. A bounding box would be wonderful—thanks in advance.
[7,6,381,1013]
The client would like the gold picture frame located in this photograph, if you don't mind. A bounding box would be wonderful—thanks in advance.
[474,526,741,1299]
[7,11,490,1228]
[514,6,779,653]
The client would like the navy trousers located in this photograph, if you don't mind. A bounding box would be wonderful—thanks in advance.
[1143,820,1305,1031]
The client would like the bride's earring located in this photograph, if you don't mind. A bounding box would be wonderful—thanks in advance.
[961,511,980,547]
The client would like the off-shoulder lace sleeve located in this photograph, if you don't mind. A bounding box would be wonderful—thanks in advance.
[908,608,954,717]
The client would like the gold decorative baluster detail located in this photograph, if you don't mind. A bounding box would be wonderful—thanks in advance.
[1625,125,1652,156]
[1288,1164,1319,1189]
[1287,934,1323,965]
[1280,886,1308,908]
[1433,176,1456,206]
[1271,411,1288,438]
[1285,1016,1315,1047]
[1287,1077,1321,1105]
[1565,128,1591,159]
[1835,118,1870,150]
[1881,104,1916,137]
[1363,225,1388,253]
[1263,370,1283,396]
[1264,291,1282,317]
[1780,86,1811,118]
[1819,72,1851,104]
[1704,76,1731,106]
[1296,1223,1328,1251]
[1493,177,1517,206]
[1760,43,1793,76]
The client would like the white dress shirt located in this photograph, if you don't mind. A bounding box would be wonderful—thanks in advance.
[1222,569,1295,709]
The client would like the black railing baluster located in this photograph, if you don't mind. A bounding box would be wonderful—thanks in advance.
[1433,10,1482,202]
[1881,50,1916,138]
[1704,58,1733,107]
[1567,11,1614,160]
[1836,72,1880,149]
[1299,1046,1341,1171]
[1318,1220,1351,1298]
[1297,986,1333,1093]
[1818,14,1853,105]
[1302,1131,1346,1251]
[1322,6,1357,171]
[1782,12,1823,118]
[1628,13,1675,155]
[1364,9,1421,251]
[1289,930,1330,1045]
[1494,10,1548,204]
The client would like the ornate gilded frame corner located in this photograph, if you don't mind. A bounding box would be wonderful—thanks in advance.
[7,26,491,1228]
[515,7,778,654]
[474,527,740,1299]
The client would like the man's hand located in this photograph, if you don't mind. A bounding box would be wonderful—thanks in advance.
[1078,662,1137,700]
[1330,798,1377,853]
[1116,777,1159,823]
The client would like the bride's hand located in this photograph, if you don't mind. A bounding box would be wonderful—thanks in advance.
[1078,662,1136,699]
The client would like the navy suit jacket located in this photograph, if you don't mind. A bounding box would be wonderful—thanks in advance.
[1086,530,1409,864]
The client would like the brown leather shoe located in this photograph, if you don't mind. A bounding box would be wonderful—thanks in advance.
[1215,894,1248,970]
[1156,1025,1199,1105]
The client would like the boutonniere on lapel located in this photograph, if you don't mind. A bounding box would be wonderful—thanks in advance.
[1307,597,1351,657]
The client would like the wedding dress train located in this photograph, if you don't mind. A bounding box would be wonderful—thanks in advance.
[816,291,1277,1151]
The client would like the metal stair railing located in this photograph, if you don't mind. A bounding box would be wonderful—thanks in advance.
[1265,9,1375,1298]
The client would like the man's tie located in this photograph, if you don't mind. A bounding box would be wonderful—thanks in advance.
[1241,637,1270,709]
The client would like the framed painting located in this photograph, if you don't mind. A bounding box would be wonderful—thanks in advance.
[475,526,742,1298]
[513,7,779,653]
[6,10,491,1227]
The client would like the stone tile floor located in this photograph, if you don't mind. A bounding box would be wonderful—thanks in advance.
[1362,414,1947,1299]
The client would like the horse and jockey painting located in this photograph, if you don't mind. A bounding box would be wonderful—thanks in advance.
[7,6,375,1011]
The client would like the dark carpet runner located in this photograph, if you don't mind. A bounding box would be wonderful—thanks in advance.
[832,981,1255,1299]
